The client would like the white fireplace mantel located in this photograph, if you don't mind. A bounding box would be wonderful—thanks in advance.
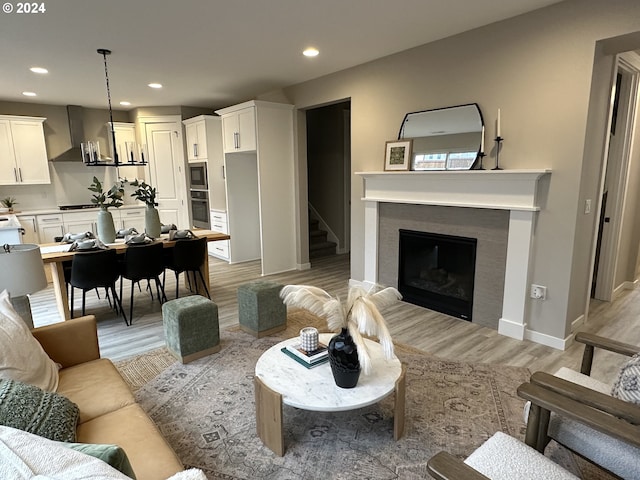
[355,169,551,344]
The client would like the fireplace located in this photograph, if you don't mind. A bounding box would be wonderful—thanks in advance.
[356,169,551,341]
[398,229,477,321]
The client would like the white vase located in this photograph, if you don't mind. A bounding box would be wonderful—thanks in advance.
[145,205,161,238]
[97,208,116,243]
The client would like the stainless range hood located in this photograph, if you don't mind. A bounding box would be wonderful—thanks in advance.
[50,105,88,162]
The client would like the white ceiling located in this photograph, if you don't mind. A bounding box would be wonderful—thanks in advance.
[0,0,564,111]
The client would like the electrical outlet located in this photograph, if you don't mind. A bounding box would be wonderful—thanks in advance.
[530,284,547,300]
[584,199,591,214]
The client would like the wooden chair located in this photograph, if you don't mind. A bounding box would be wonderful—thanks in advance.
[518,332,640,479]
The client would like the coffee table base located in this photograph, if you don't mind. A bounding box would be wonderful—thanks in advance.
[255,364,406,456]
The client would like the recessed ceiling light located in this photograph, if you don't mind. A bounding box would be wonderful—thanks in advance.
[120,101,131,106]
[30,67,48,74]
[148,83,162,89]
[22,91,37,97]
[303,47,319,57]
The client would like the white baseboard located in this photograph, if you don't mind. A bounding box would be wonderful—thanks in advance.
[524,328,573,350]
[349,278,378,290]
[498,317,526,341]
[297,262,311,270]
[571,314,585,332]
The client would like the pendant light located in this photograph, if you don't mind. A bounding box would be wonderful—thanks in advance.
[81,48,147,166]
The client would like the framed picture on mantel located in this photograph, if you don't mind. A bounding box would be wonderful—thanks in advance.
[384,139,412,171]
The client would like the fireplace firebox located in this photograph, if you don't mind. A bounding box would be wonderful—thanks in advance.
[398,229,477,321]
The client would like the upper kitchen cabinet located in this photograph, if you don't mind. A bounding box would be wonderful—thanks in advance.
[182,115,226,211]
[184,117,210,161]
[0,116,50,185]
[219,104,256,153]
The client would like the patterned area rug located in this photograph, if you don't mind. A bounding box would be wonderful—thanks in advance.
[116,311,531,479]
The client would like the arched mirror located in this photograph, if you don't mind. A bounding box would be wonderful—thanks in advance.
[398,103,484,171]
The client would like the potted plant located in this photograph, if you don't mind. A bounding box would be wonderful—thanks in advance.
[1,197,18,213]
[129,179,161,238]
[280,284,402,388]
[88,177,124,243]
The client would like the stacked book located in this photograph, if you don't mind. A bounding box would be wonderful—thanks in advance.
[281,342,329,369]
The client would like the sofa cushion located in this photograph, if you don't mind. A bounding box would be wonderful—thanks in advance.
[77,403,183,480]
[0,290,59,391]
[611,353,640,404]
[58,358,136,424]
[0,377,78,442]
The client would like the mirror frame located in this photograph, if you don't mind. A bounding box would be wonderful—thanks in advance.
[398,103,484,171]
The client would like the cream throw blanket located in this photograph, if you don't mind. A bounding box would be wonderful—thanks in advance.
[0,426,206,480]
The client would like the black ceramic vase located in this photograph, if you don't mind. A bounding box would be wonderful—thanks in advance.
[328,328,361,388]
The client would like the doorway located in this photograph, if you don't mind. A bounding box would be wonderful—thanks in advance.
[592,53,640,301]
[305,100,351,258]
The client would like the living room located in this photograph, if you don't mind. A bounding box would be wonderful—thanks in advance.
[2,0,640,478]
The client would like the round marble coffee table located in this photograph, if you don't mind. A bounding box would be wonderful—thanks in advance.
[254,333,406,456]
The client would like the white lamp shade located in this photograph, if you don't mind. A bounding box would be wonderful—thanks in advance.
[0,244,47,297]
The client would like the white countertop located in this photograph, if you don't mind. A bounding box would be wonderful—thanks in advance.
[0,214,22,229]
[14,204,145,216]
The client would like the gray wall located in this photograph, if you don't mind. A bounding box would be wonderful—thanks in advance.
[264,0,640,343]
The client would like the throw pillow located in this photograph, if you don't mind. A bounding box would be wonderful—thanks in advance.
[0,377,79,442]
[58,442,136,479]
[611,353,640,404]
[0,289,59,391]
[0,425,134,479]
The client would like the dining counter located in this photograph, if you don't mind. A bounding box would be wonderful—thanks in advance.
[40,229,230,320]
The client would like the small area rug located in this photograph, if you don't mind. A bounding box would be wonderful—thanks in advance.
[114,311,606,479]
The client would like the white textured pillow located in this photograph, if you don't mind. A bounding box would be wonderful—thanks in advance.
[611,353,640,404]
[0,290,59,391]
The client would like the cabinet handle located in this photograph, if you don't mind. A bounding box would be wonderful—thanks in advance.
[193,144,198,157]
[30,218,36,232]
[18,168,23,182]
[41,217,62,222]
[14,168,18,182]
[234,132,239,149]
[222,165,225,179]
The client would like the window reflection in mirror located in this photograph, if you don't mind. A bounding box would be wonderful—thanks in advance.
[399,103,483,171]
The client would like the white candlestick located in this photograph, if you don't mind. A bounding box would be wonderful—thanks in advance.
[480,125,485,153]
[497,108,501,138]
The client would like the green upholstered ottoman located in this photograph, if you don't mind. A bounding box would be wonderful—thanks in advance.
[237,280,286,338]
[162,295,220,363]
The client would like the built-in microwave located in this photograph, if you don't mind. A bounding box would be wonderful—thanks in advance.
[189,162,208,190]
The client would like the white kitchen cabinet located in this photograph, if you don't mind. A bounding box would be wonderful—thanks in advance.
[184,119,209,161]
[208,210,229,260]
[16,215,39,244]
[0,116,50,185]
[119,207,145,231]
[220,106,256,153]
[62,211,97,235]
[215,101,296,275]
[183,115,226,212]
[37,214,64,243]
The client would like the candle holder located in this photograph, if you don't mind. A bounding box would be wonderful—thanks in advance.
[476,152,486,170]
[492,136,504,170]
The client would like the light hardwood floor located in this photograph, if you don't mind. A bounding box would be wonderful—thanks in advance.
[30,253,640,384]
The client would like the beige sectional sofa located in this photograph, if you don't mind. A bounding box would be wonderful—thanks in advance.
[32,315,184,480]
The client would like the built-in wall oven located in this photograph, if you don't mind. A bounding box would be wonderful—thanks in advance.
[190,190,210,229]
[189,162,208,190]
